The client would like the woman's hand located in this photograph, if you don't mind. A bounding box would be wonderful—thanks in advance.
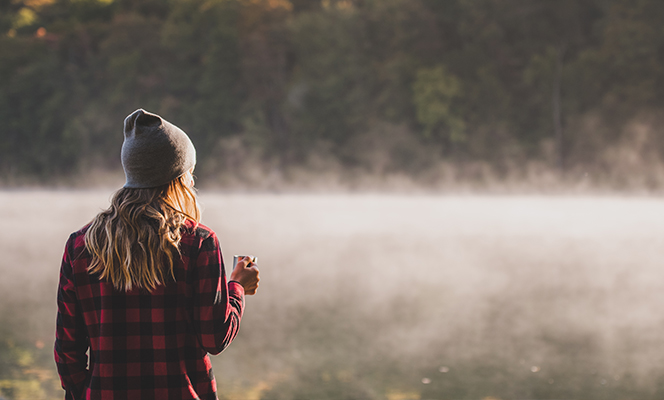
[230,256,260,295]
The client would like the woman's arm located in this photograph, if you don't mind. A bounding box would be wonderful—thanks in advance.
[54,235,90,400]
[191,233,245,355]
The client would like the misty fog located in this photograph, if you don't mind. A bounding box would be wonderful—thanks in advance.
[2,191,664,399]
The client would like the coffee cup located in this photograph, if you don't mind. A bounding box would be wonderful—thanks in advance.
[233,255,257,269]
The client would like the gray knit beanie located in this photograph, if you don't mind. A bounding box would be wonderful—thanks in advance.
[121,109,196,188]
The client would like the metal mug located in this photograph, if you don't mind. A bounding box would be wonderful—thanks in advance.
[232,255,257,269]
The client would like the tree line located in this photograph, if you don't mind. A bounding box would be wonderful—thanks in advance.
[3,0,664,188]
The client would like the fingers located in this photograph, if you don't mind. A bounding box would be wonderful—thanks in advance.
[231,256,260,295]
[245,280,259,295]
[245,266,259,295]
[240,256,255,269]
[242,277,259,295]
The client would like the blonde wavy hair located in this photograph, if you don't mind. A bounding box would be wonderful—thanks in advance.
[85,174,201,291]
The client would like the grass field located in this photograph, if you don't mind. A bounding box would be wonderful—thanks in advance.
[1,191,664,399]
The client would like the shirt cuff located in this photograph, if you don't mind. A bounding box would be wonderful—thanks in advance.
[228,280,245,297]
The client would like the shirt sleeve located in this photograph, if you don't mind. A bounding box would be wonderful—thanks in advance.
[191,233,245,355]
[54,235,90,400]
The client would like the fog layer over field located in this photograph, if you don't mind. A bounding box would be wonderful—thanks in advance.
[2,191,664,399]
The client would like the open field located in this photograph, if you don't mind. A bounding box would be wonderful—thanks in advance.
[1,191,664,399]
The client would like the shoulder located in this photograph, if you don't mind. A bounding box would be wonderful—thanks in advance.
[182,220,216,239]
[180,220,222,259]
[66,223,91,255]
[60,223,93,272]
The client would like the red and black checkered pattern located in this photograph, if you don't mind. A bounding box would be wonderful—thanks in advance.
[55,220,244,400]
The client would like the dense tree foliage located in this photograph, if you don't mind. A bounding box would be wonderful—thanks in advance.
[2,0,664,187]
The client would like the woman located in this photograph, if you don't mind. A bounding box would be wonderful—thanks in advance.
[54,109,259,400]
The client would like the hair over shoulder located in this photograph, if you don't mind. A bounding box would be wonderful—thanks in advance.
[85,174,201,291]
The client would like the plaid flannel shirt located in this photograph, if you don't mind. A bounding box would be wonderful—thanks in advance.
[54,220,244,400]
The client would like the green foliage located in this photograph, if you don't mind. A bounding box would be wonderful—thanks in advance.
[3,0,664,185]
[289,5,372,148]
[412,65,465,141]
[0,338,61,400]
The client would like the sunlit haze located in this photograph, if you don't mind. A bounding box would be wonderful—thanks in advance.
[2,191,663,399]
